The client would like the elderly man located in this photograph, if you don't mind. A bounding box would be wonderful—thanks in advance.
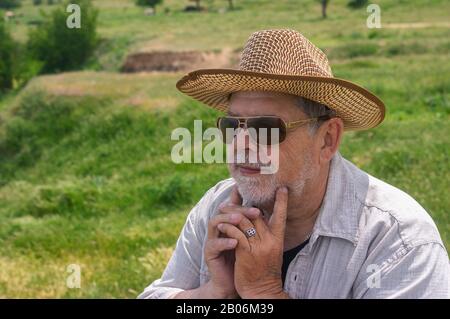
[139,29,449,299]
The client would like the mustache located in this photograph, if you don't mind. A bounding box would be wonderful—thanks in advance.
[232,153,271,167]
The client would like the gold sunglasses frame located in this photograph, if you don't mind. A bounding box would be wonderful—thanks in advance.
[216,115,333,144]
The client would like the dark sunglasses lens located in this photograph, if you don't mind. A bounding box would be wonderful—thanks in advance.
[218,117,239,144]
[247,117,286,145]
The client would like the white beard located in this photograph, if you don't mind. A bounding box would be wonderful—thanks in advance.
[233,173,278,207]
[230,153,314,209]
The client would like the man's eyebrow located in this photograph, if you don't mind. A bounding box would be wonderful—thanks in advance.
[227,111,239,116]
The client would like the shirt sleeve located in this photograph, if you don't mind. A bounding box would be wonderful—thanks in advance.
[358,242,450,299]
[137,188,214,299]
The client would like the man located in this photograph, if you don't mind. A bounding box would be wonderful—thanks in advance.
[139,29,449,298]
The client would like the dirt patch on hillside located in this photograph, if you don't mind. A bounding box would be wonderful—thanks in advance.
[121,48,239,73]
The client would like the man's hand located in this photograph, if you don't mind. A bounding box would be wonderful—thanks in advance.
[203,187,260,298]
[217,187,290,299]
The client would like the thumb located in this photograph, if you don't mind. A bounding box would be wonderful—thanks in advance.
[269,187,288,239]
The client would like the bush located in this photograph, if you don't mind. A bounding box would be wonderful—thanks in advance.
[136,0,163,11]
[0,0,21,9]
[15,55,43,88]
[27,0,98,73]
[0,22,37,91]
[348,0,368,9]
[0,22,16,91]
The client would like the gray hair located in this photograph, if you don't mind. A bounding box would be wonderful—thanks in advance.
[294,96,337,134]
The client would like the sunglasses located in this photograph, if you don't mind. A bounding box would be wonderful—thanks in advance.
[216,115,332,145]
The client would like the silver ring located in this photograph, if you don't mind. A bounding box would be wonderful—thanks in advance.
[245,227,257,238]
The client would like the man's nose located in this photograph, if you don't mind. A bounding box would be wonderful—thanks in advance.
[233,127,257,153]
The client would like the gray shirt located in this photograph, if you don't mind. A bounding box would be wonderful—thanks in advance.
[139,152,450,298]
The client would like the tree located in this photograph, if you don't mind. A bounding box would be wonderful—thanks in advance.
[136,0,163,13]
[27,0,98,73]
[226,0,234,10]
[320,0,329,18]
[0,0,21,9]
[348,0,368,9]
[0,22,15,91]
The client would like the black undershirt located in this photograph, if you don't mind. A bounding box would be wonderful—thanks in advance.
[281,238,310,285]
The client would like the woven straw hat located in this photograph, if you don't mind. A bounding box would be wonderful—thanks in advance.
[176,29,385,131]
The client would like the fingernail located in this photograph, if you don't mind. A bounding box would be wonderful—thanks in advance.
[279,187,288,193]
[217,223,224,231]
[249,207,260,216]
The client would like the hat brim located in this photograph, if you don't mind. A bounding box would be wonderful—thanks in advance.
[176,69,385,131]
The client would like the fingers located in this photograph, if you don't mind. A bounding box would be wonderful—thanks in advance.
[222,206,270,240]
[219,204,260,220]
[269,187,288,239]
[234,214,260,242]
[251,214,270,236]
[204,238,238,260]
[208,213,244,240]
[217,223,251,251]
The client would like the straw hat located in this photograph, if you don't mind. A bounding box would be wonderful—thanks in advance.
[176,29,385,131]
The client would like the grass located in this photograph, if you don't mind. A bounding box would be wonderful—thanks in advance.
[5,0,450,70]
[0,0,449,298]
[23,71,184,109]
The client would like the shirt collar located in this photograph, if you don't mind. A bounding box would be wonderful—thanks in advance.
[308,152,361,248]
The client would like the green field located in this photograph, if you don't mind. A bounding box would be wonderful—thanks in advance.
[0,0,449,298]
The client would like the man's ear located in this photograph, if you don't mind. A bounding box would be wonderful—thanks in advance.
[318,118,344,164]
